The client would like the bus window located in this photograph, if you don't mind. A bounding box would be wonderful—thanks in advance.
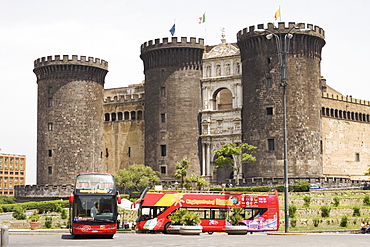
[138,206,168,221]
[213,208,227,219]
[245,208,267,220]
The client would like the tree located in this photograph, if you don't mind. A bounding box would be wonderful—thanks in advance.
[214,143,257,185]
[174,157,189,187]
[116,164,160,191]
[183,174,210,191]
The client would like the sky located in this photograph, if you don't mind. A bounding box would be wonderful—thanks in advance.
[0,0,369,185]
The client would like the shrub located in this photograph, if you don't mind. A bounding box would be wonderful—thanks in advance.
[168,208,188,225]
[0,196,16,204]
[229,207,244,226]
[12,206,27,220]
[129,191,141,200]
[292,181,310,192]
[353,206,361,217]
[340,216,348,227]
[168,208,200,226]
[181,210,200,226]
[321,206,331,218]
[29,211,40,222]
[61,208,68,219]
[332,196,340,207]
[364,195,370,206]
[37,202,58,214]
[44,216,53,228]
[290,219,297,228]
[289,204,297,218]
[303,196,311,208]
[313,218,320,227]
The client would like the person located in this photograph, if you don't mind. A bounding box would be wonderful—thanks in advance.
[91,202,99,217]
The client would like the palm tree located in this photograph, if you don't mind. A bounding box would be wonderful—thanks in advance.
[174,157,189,187]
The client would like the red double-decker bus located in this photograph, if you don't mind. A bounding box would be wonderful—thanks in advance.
[136,189,279,234]
[69,173,121,238]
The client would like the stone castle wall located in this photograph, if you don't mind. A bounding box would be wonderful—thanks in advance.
[141,37,204,180]
[237,22,325,179]
[321,93,370,179]
[103,86,145,175]
[34,55,108,185]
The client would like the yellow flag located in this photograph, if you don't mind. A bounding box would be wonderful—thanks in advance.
[275,8,281,20]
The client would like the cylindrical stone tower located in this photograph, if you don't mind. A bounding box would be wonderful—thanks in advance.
[140,37,204,181]
[237,22,325,178]
[34,55,108,185]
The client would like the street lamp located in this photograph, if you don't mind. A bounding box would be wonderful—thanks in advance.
[254,25,311,233]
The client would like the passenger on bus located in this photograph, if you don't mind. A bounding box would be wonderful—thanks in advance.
[91,202,99,217]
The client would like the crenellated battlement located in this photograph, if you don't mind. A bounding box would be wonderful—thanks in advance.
[14,184,73,202]
[237,22,325,40]
[103,93,145,104]
[34,55,108,70]
[141,37,204,53]
[322,92,370,106]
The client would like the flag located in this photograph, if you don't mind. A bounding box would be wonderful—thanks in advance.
[274,8,280,20]
[169,24,175,36]
[199,12,205,24]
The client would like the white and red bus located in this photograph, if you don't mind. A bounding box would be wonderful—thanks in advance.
[136,189,279,234]
[69,173,121,238]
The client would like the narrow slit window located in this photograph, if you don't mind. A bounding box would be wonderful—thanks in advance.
[267,139,275,151]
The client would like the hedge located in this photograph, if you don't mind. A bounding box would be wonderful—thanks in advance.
[0,200,69,213]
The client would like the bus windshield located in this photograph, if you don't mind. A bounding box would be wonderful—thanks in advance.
[75,173,115,194]
[73,195,117,223]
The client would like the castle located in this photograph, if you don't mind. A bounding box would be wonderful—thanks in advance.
[30,22,370,190]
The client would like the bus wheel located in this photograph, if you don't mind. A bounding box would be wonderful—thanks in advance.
[207,232,214,235]
[163,222,171,234]
[106,235,114,239]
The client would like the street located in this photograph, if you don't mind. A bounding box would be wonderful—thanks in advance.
[7,232,370,247]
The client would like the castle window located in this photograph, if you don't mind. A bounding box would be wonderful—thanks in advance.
[355,153,360,162]
[124,111,130,120]
[111,113,116,121]
[267,139,275,151]
[118,112,123,121]
[131,111,136,120]
[161,145,166,156]
[48,166,52,175]
[48,150,52,157]
[266,78,272,88]
[215,88,233,110]
[48,97,53,107]
[137,110,143,120]
[161,113,166,123]
[48,86,53,94]
[160,166,167,174]
[266,107,273,115]
[161,70,166,76]
[104,113,110,121]
[161,87,166,96]
[128,147,131,157]
[48,123,53,131]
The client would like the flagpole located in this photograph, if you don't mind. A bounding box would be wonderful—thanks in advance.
[279,6,281,22]
[204,22,207,44]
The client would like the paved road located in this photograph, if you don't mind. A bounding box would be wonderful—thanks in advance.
[7,232,370,247]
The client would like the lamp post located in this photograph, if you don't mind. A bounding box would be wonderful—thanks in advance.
[254,25,310,233]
